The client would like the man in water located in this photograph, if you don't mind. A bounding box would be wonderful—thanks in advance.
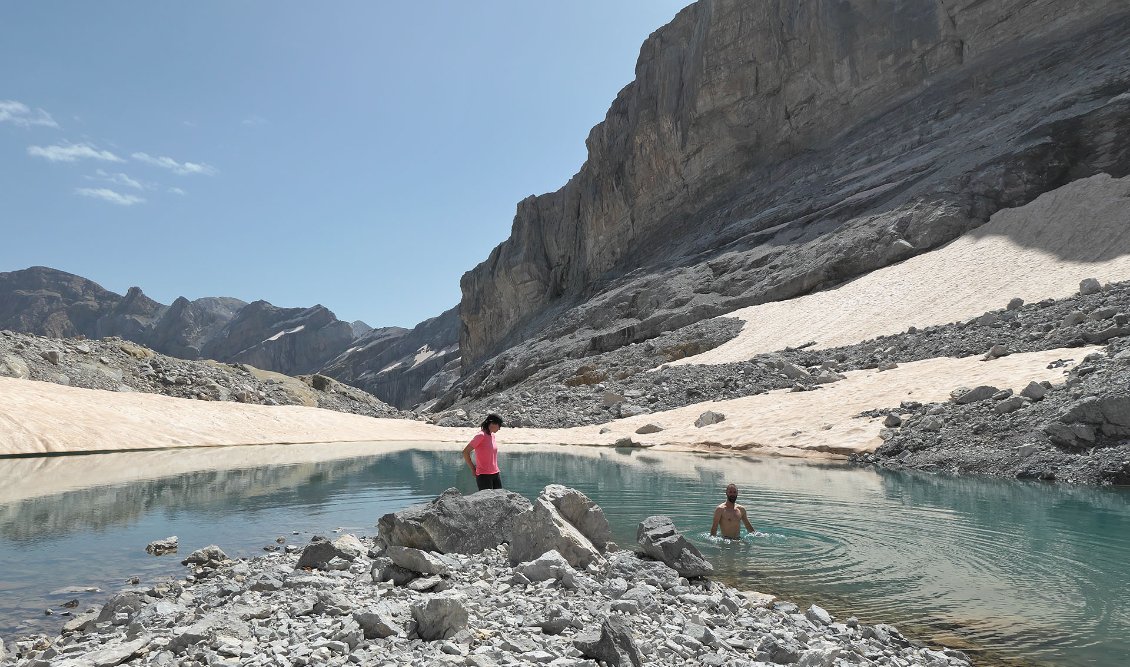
[711,483,755,539]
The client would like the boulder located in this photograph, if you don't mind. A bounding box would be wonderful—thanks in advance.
[145,536,178,556]
[0,354,29,379]
[1062,311,1086,327]
[918,416,943,432]
[377,488,531,554]
[509,497,601,568]
[1020,381,1047,401]
[882,414,902,428]
[635,423,664,434]
[813,370,845,383]
[953,385,999,404]
[574,616,643,667]
[806,604,834,625]
[694,411,726,427]
[411,596,468,641]
[331,534,365,560]
[1059,395,1130,436]
[1007,298,1025,310]
[295,538,339,570]
[370,557,417,587]
[96,592,147,624]
[636,516,714,577]
[181,545,228,567]
[353,602,407,639]
[1079,278,1102,295]
[994,396,1027,414]
[540,485,613,551]
[985,344,1010,359]
[516,550,577,583]
[385,545,451,575]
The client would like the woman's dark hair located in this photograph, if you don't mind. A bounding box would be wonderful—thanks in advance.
[480,413,504,432]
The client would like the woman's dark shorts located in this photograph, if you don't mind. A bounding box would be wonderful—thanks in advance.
[475,473,502,490]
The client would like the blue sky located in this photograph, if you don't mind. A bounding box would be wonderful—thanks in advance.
[0,1,689,327]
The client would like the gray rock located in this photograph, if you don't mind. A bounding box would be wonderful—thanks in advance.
[805,604,834,625]
[779,362,811,380]
[994,396,1027,414]
[813,369,845,383]
[1006,298,1025,310]
[1079,278,1103,295]
[1062,311,1087,327]
[953,385,999,404]
[370,557,417,587]
[636,516,713,577]
[985,344,1010,359]
[882,413,902,428]
[694,410,726,427]
[0,354,29,379]
[573,616,643,667]
[516,549,577,583]
[510,497,601,568]
[353,603,406,639]
[377,488,532,554]
[635,423,664,434]
[405,575,443,592]
[918,416,943,432]
[295,538,339,570]
[540,484,613,551]
[40,349,61,364]
[602,391,625,405]
[145,536,178,556]
[619,404,650,418]
[331,534,365,560]
[385,545,450,575]
[180,545,228,567]
[1020,381,1047,401]
[411,596,468,641]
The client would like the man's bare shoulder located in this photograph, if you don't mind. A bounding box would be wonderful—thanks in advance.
[715,502,730,511]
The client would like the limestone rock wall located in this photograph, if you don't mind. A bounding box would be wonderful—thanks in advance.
[458,0,1130,367]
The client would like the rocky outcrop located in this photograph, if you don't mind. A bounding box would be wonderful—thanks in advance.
[145,296,248,359]
[458,0,1130,379]
[320,306,460,409]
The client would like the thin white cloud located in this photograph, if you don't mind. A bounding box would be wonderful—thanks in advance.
[28,142,122,163]
[168,186,186,196]
[0,100,59,128]
[90,169,143,190]
[132,151,216,176]
[241,115,267,127]
[75,187,145,206]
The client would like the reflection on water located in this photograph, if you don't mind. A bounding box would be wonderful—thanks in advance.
[1,444,1128,667]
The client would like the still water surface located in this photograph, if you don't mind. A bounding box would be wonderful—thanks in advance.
[0,442,1127,666]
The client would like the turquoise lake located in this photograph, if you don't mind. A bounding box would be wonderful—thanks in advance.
[0,442,1127,666]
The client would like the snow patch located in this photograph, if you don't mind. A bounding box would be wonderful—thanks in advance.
[264,325,305,343]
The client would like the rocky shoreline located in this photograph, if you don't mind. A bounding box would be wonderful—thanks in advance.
[1,486,973,667]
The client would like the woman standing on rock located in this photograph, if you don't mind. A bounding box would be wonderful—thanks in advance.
[463,413,504,491]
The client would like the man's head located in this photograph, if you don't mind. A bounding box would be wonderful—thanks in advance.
[725,483,738,504]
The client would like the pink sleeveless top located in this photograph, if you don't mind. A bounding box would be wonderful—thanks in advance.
[469,432,499,475]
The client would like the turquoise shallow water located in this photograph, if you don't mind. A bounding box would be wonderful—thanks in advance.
[0,442,1127,666]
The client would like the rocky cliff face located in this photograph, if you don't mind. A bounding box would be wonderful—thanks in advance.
[319,307,461,409]
[199,301,355,376]
[459,0,1130,374]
